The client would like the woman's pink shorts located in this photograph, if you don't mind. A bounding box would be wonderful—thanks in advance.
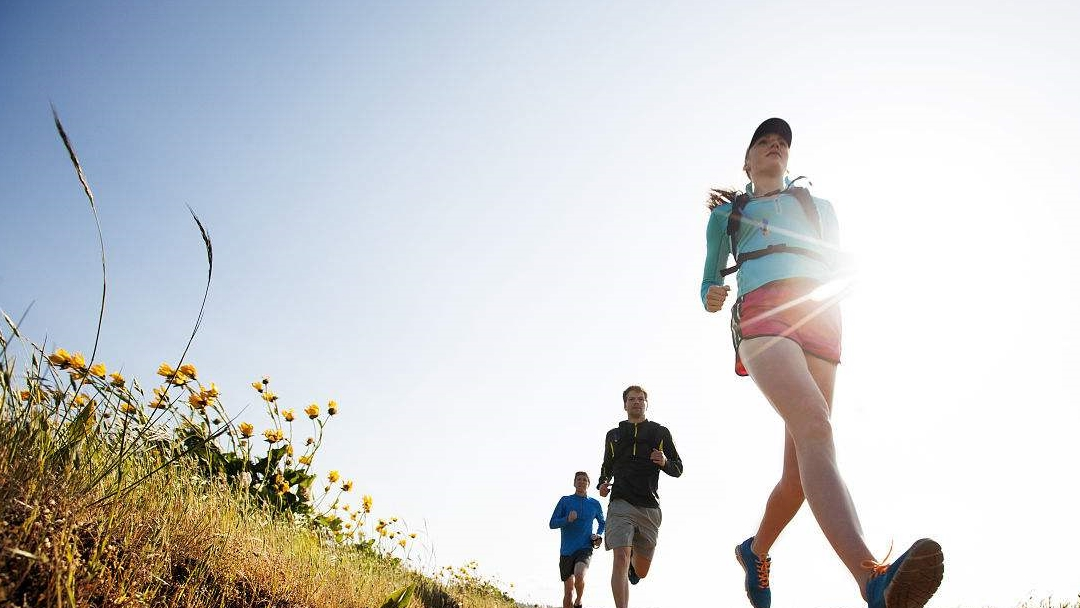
[730,278,842,377]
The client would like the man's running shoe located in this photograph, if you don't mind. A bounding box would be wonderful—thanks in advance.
[735,537,771,608]
[628,561,640,585]
[864,538,944,608]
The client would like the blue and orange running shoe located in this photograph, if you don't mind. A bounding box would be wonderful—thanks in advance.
[735,537,771,608]
[864,538,944,608]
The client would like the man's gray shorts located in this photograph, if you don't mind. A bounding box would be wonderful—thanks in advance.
[604,498,662,560]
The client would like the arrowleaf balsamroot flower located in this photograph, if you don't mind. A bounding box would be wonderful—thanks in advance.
[89,362,106,378]
[328,470,340,483]
[239,422,254,438]
[342,480,353,492]
[48,348,72,367]
[282,409,294,422]
[298,454,312,465]
[157,363,175,378]
[304,403,319,419]
[362,495,373,513]
[188,392,209,409]
[120,402,137,414]
[70,352,86,369]
[177,363,197,379]
[263,428,284,444]
[109,372,125,387]
[327,400,338,415]
[251,381,263,393]
[261,391,277,403]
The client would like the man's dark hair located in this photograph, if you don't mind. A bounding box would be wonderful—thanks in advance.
[622,385,647,403]
[574,471,590,482]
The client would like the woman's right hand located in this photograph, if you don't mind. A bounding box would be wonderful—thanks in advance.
[705,285,731,312]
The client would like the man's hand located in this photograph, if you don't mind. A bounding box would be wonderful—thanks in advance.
[650,449,667,468]
[591,534,602,549]
[598,482,611,498]
[567,510,577,523]
[705,284,731,312]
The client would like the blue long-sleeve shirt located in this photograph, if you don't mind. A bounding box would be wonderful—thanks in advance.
[549,494,606,556]
[701,191,840,304]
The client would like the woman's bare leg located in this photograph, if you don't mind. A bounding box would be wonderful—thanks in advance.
[739,336,874,596]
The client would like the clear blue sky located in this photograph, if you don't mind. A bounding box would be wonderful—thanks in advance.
[3,2,1078,607]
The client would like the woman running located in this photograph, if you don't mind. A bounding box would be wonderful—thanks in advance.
[700,118,944,608]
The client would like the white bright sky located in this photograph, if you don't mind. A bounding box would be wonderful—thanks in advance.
[2,2,1078,607]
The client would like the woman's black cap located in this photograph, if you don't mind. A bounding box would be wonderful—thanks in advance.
[747,117,792,155]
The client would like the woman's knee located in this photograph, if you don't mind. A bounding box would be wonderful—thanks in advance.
[775,471,805,501]
[788,413,833,445]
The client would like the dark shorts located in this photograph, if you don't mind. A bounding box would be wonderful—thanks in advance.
[731,277,842,376]
[559,548,593,581]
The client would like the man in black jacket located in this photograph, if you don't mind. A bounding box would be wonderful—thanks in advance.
[597,385,683,608]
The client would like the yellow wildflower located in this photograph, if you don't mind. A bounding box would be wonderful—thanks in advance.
[251,381,263,393]
[378,527,388,537]
[170,371,190,386]
[48,348,71,367]
[109,372,125,387]
[89,362,106,378]
[409,533,417,539]
[239,422,254,437]
[398,538,407,548]
[299,454,312,465]
[342,480,353,492]
[157,363,175,378]
[177,363,197,379]
[328,470,340,483]
[203,383,220,398]
[261,390,277,403]
[304,403,319,419]
[70,352,86,369]
[120,402,137,414]
[327,400,338,415]
[362,495,373,513]
[282,409,294,422]
[72,394,90,407]
[263,428,284,443]
[188,392,209,409]
[286,444,294,456]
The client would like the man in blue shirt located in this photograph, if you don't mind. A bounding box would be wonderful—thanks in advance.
[550,471,606,608]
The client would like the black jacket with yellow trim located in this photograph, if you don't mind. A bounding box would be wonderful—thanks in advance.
[597,419,683,509]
